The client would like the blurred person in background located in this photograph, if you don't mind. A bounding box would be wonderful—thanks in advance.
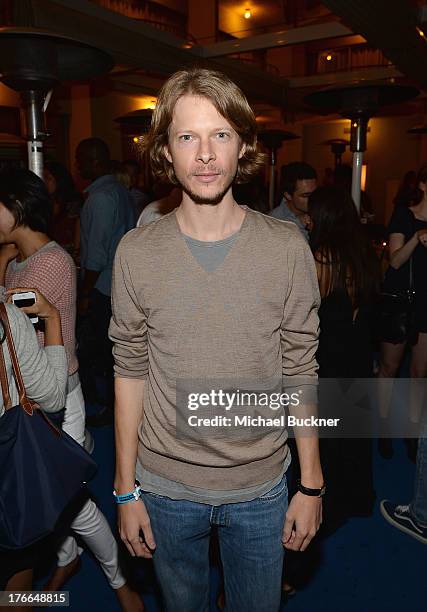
[44,161,82,263]
[233,174,269,214]
[123,159,152,219]
[0,169,142,611]
[308,185,379,527]
[136,184,181,226]
[270,162,318,240]
[378,164,427,460]
[77,138,135,425]
[393,170,418,209]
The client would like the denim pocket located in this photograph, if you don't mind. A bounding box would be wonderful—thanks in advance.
[258,472,288,501]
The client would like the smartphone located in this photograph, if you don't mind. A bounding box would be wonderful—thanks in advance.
[12,291,38,324]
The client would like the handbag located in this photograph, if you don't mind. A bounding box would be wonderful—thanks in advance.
[378,257,417,344]
[0,303,97,550]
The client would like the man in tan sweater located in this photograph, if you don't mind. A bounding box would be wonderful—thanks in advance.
[110,68,324,612]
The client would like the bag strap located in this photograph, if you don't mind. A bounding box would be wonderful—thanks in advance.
[0,327,12,410]
[408,208,416,292]
[0,303,35,415]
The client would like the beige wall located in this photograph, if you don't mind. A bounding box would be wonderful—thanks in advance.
[90,89,149,161]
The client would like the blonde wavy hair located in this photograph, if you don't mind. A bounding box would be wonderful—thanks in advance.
[144,68,265,184]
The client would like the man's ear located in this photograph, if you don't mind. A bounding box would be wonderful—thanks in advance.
[238,141,247,160]
[284,191,292,202]
[163,144,172,164]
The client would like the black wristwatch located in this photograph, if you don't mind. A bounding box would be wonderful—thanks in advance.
[297,480,326,497]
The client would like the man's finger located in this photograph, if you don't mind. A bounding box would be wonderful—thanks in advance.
[140,524,156,551]
[289,531,305,551]
[299,530,317,552]
[282,515,294,542]
[122,538,136,557]
[129,536,151,558]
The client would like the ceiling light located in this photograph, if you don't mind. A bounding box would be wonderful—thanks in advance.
[417,26,427,40]
[244,8,251,19]
[326,53,333,61]
[277,39,285,44]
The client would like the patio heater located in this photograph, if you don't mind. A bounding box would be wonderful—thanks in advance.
[257,129,300,210]
[320,138,349,168]
[0,28,113,178]
[305,83,419,213]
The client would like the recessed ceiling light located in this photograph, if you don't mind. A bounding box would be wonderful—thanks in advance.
[244,8,251,19]
[326,53,333,61]
[277,39,285,44]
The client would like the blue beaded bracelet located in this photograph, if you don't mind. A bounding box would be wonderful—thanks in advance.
[113,481,142,504]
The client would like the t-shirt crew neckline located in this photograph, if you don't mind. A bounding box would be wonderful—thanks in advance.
[12,240,57,271]
[172,207,250,275]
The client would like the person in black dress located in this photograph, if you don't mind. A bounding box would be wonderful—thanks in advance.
[308,186,380,527]
[378,165,427,446]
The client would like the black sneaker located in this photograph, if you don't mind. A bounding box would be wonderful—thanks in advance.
[380,500,427,544]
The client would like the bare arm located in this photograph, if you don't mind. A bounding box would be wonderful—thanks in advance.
[388,232,420,270]
[281,235,323,551]
[114,377,156,559]
[114,377,144,492]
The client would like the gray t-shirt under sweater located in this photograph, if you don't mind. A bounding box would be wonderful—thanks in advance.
[137,230,286,504]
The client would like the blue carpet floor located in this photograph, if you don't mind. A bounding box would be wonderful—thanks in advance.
[34,423,427,611]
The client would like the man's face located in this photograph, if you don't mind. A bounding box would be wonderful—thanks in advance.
[286,178,317,214]
[75,147,96,181]
[165,95,245,206]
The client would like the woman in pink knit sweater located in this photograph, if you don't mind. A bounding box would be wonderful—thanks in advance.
[0,169,143,611]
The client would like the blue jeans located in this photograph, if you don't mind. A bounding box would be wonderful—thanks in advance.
[411,410,427,525]
[141,472,288,612]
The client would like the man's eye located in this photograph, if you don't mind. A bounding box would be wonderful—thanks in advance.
[179,134,193,141]
[217,132,229,139]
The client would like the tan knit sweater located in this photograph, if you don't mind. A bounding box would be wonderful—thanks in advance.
[110,208,320,490]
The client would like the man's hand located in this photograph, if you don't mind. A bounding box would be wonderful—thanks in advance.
[118,499,156,559]
[282,491,322,551]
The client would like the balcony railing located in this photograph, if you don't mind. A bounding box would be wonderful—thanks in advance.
[90,0,187,39]
[307,44,390,76]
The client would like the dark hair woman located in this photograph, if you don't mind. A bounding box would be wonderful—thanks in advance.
[393,170,418,209]
[308,186,380,528]
[378,164,427,460]
[44,161,82,262]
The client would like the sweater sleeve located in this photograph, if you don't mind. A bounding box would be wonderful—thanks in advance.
[109,236,148,378]
[6,304,68,412]
[281,235,320,401]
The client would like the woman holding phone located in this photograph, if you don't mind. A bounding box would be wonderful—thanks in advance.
[0,288,67,606]
[0,169,143,611]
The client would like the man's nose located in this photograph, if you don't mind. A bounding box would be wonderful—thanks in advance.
[196,138,216,164]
